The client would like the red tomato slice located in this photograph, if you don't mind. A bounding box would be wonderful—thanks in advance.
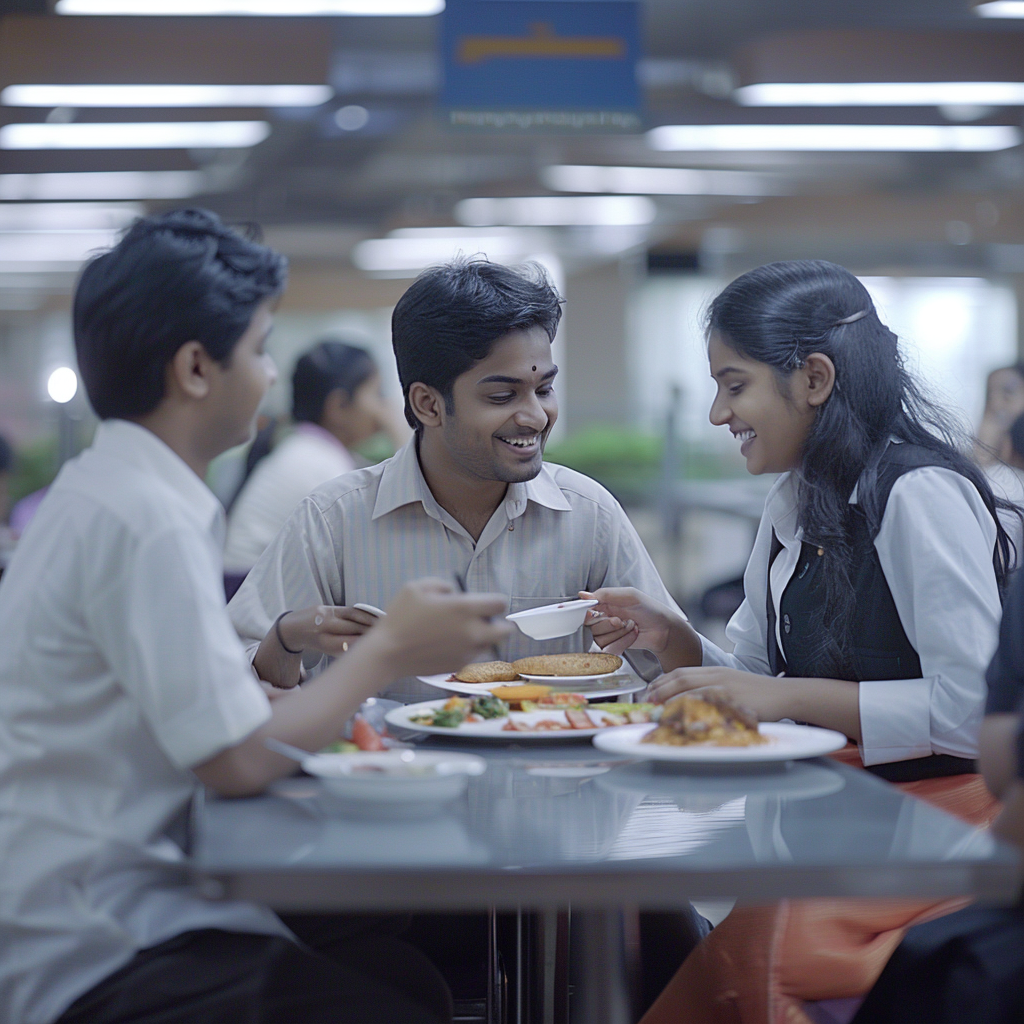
[351,715,386,751]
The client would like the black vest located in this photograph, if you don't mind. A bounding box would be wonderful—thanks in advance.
[766,443,979,782]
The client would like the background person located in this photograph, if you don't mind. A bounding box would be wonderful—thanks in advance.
[223,338,410,574]
[0,209,507,1024]
[975,362,1024,466]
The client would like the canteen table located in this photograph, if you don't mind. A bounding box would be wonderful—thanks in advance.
[192,739,1021,1024]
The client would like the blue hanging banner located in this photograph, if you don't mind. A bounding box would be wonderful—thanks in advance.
[441,0,641,131]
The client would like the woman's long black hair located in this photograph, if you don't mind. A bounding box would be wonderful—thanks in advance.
[708,259,1019,676]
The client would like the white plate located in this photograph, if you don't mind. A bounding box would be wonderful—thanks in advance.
[386,699,633,741]
[416,672,644,699]
[591,721,848,763]
[300,749,486,817]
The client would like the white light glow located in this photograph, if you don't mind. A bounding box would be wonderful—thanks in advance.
[0,202,141,230]
[334,104,369,130]
[352,234,527,272]
[975,2,1024,17]
[541,164,782,196]
[47,367,78,404]
[0,121,271,150]
[456,195,657,227]
[0,171,206,200]
[1,84,332,108]
[646,123,1021,152]
[56,0,444,14]
[736,82,1024,106]
[0,230,119,262]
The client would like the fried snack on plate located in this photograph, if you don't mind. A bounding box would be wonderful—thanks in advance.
[453,660,519,683]
[511,652,622,677]
[490,683,551,710]
[643,690,767,747]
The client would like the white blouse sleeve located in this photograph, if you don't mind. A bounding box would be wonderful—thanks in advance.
[863,466,1000,766]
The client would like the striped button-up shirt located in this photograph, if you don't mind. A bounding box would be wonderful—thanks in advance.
[228,438,679,701]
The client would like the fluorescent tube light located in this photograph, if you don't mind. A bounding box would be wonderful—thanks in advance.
[352,234,526,272]
[456,195,656,227]
[56,0,444,14]
[0,121,270,149]
[1,85,333,108]
[0,202,141,230]
[0,171,206,200]
[0,230,119,262]
[646,123,1021,152]
[540,164,782,197]
[975,2,1024,16]
[736,82,1024,106]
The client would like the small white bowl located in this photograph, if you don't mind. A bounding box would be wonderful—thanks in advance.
[300,750,486,818]
[506,598,598,640]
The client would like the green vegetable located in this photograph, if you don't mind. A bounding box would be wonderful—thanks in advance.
[472,696,509,719]
[431,708,467,728]
[321,740,359,754]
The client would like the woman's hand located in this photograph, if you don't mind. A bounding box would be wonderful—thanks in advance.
[277,604,379,658]
[581,587,702,668]
[646,666,790,722]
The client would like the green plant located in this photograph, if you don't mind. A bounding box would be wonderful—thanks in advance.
[9,435,58,505]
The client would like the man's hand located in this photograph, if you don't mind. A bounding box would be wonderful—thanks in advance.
[366,579,511,678]
[277,604,378,658]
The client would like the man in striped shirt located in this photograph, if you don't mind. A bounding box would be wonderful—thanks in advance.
[229,257,684,702]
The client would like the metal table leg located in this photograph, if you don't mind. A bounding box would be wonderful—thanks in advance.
[568,907,640,1024]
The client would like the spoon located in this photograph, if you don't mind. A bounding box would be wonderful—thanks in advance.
[264,737,317,764]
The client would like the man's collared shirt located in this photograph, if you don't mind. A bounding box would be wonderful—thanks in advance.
[0,420,285,1024]
[229,438,678,700]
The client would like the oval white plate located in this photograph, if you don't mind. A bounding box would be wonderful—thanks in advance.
[416,672,643,698]
[387,699,632,741]
[592,721,848,763]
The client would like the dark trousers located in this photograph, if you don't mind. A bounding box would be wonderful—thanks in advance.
[56,914,452,1024]
[852,905,1024,1024]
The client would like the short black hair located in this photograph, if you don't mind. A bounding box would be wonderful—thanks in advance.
[74,208,287,420]
[1010,412,1024,463]
[391,257,562,429]
[292,340,377,424]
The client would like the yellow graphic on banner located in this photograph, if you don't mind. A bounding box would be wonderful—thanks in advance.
[458,22,626,65]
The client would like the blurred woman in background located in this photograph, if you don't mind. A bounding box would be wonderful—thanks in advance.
[224,339,409,576]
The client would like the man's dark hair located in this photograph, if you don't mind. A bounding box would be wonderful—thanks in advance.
[391,257,562,429]
[292,340,377,424]
[73,208,287,420]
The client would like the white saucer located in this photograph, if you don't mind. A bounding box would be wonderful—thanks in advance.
[416,672,645,699]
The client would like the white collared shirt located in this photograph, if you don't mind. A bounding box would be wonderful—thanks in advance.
[228,438,677,700]
[700,466,1002,766]
[223,424,357,573]
[0,420,285,1024]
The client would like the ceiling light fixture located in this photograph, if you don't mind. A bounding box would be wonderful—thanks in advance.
[0,202,141,230]
[56,0,444,15]
[974,2,1024,16]
[540,164,783,196]
[353,233,527,273]
[735,82,1024,106]
[456,195,657,227]
[0,171,206,200]
[0,121,271,150]
[1,85,332,108]
[646,123,1021,152]
[47,367,78,404]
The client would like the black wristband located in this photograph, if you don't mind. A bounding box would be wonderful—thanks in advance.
[274,611,302,655]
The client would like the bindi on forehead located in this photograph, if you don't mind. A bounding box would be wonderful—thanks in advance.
[532,365,537,372]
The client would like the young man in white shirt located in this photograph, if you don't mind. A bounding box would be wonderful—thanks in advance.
[229,258,685,701]
[0,209,507,1024]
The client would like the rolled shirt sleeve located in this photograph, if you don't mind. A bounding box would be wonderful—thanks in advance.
[87,525,271,770]
[862,467,999,766]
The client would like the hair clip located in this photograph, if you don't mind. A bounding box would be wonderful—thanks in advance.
[835,309,869,326]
